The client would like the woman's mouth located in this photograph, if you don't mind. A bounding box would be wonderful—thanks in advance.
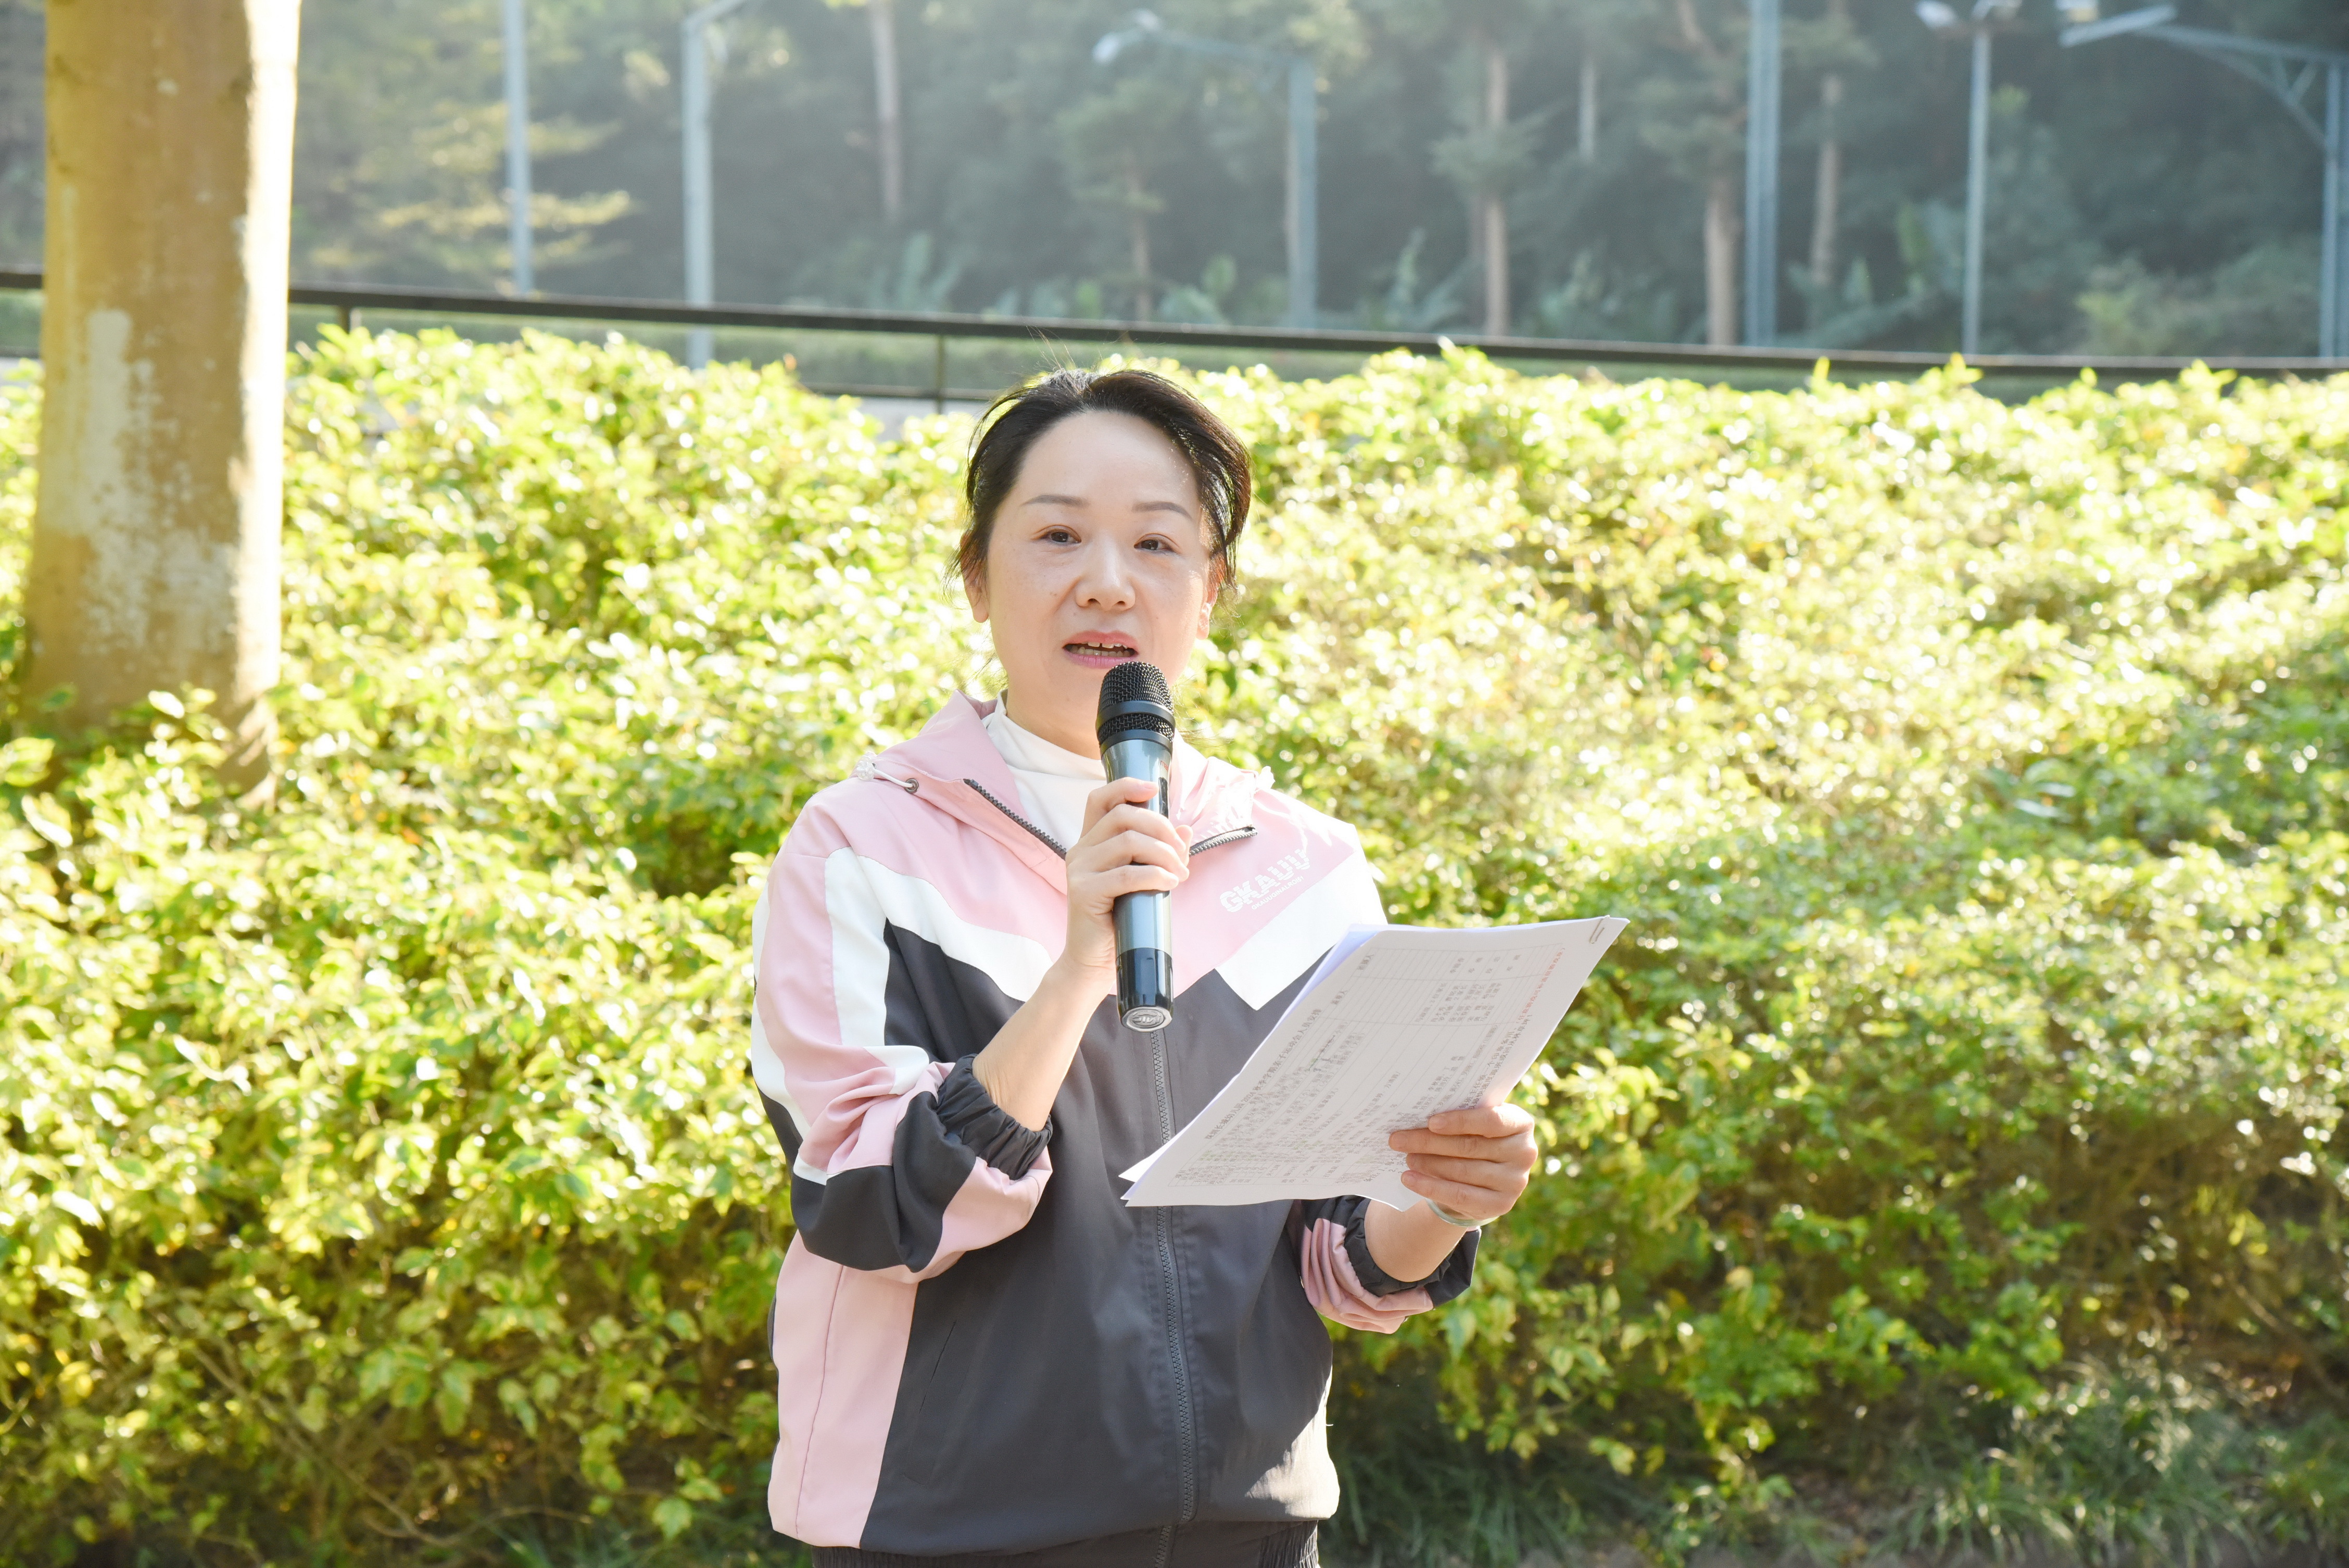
[1064,638,1140,666]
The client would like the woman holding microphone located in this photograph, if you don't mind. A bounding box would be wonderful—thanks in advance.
[750,368,1540,1566]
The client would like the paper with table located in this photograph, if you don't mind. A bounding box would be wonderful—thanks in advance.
[1119,917,1628,1212]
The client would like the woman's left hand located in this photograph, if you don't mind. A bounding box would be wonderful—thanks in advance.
[1390,1104,1539,1225]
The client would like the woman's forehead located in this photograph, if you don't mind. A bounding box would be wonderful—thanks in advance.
[1015,410,1198,498]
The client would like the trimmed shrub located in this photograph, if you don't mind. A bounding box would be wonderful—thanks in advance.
[3,337,2347,1565]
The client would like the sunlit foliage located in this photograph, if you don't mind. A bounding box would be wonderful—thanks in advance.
[3,337,2347,1564]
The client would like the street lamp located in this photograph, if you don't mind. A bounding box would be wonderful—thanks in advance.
[682,0,754,368]
[2060,4,2349,359]
[1093,11,1319,327]
[1745,0,1782,346]
[502,0,533,295]
[1917,0,2023,358]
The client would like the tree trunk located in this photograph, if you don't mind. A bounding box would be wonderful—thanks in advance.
[1124,154,1152,322]
[1808,70,1842,298]
[1809,0,1848,301]
[1704,173,1740,346]
[1480,32,1509,336]
[1578,49,1598,164]
[867,0,903,225]
[23,0,302,789]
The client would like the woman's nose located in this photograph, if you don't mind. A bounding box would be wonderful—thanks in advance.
[1074,539,1136,609]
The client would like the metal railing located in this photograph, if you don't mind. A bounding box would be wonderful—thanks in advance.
[3,270,2343,402]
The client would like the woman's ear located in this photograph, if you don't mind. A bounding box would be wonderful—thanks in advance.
[1197,561,1222,633]
[964,564,990,624]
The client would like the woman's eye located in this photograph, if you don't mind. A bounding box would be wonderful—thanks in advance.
[1043,528,1078,544]
[1138,537,1172,553]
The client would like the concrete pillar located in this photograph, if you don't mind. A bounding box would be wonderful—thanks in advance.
[22,0,302,787]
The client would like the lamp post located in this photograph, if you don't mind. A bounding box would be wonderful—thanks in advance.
[2060,4,2349,359]
[502,0,533,294]
[1917,0,2023,358]
[1744,0,1782,346]
[683,0,754,368]
[1094,11,1319,327]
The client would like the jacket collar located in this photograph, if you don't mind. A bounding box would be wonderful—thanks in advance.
[865,692,1261,888]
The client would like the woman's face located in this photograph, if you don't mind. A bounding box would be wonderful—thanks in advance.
[966,409,1220,755]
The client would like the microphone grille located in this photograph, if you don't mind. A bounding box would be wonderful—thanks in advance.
[1100,659,1172,710]
[1096,660,1175,741]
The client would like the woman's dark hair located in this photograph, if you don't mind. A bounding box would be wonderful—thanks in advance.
[958,368,1253,590]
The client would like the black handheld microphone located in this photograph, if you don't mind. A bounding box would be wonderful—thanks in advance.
[1096,660,1176,1032]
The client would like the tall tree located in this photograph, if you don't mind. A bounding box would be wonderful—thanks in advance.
[1789,0,1871,327]
[869,0,904,224]
[12,0,2332,349]
[1638,0,1745,346]
[0,0,40,266]
[292,0,629,287]
[1469,27,1510,333]
[827,0,905,226]
[1398,0,1559,334]
[1805,0,1846,294]
[20,0,303,787]
[1577,40,1599,164]
[1056,77,1190,322]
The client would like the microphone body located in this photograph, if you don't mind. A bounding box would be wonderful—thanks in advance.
[1096,662,1177,1032]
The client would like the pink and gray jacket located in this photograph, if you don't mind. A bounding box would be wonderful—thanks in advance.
[750,693,1477,1556]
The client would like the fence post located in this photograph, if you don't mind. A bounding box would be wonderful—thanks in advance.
[933,334,946,414]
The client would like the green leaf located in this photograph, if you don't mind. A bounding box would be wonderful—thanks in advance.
[651,1496,693,1541]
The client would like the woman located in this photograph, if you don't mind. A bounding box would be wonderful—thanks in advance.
[749,368,1540,1566]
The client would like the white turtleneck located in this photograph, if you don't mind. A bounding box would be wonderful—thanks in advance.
[981,701,1106,851]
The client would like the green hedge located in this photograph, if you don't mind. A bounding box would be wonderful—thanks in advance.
[3,337,2347,1566]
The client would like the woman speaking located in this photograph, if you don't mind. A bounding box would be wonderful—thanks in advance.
[749,368,1540,1566]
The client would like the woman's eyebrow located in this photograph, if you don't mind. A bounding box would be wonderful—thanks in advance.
[1018,493,1194,517]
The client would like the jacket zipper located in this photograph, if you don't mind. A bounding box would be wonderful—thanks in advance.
[964,776,1231,1536]
[1149,1023,1199,1529]
[961,778,1070,857]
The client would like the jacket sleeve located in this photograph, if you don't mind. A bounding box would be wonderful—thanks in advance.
[1291,1195,1478,1334]
[748,836,1052,1283]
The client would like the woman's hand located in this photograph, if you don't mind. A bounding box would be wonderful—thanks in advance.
[1052,776,1191,983]
[974,777,1191,1130]
[1362,1104,1540,1283]
[1391,1104,1539,1224]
